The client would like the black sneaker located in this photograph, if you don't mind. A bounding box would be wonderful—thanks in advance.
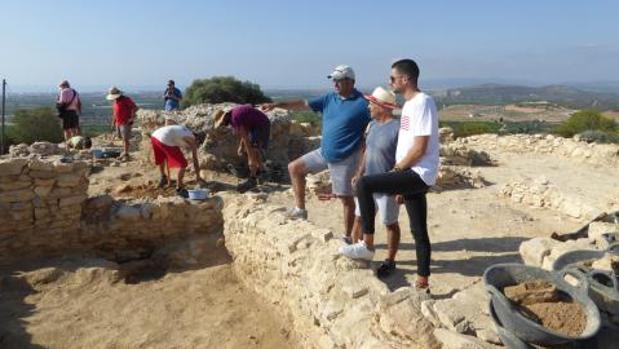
[158,175,168,188]
[176,188,189,198]
[237,177,257,193]
[376,260,396,278]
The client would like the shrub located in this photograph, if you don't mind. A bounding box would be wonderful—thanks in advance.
[555,110,617,137]
[10,107,64,144]
[439,121,501,138]
[183,76,271,107]
[578,130,619,144]
[290,111,321,126]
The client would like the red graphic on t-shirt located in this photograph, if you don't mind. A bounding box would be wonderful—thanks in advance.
[400,114,410,131]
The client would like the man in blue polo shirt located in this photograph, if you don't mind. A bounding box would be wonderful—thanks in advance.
[262,65,371,240]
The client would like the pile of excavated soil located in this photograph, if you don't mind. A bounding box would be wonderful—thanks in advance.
[504,280,586,337]
[114,182,179,199]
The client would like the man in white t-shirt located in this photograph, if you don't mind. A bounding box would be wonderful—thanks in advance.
[150,120,205,197]
[339,59,439,291]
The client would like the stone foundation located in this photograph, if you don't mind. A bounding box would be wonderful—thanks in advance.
[0,157,224,264]
[221,194,440,349]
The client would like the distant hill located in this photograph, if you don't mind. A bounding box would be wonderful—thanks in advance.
[433,84,619,111]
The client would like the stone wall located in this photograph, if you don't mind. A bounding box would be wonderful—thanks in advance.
[501,176,602,220]
[221,193,440,349]
[0,158,89,259]
[0,157,224,263]
[454,133,619,168]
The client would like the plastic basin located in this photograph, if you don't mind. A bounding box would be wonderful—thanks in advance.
[187,189,208,200]
[483,263,601,346]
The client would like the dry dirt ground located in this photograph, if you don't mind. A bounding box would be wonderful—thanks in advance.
[0,249,294,349]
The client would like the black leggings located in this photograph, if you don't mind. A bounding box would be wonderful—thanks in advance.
[356,170,431,277]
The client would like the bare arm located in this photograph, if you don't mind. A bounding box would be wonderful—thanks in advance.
[394,135,429,170]
[261,100,309,112]
[183,136,203,181]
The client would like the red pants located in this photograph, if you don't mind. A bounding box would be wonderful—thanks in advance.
[151,137,188,168]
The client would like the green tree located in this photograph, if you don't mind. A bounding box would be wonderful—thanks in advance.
[10,107,64,144]
[183,76,272,107]
[555,110,617,137]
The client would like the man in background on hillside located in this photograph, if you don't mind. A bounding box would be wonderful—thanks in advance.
[164,80,183,111]
[262,65,371,241]
[213,104,271,193]
[107,87,138,160]
[56,80,82,142]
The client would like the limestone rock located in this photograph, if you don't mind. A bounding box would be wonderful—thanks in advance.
[0,158,28,176]
[433,328,500,349]
[519,237,560,267]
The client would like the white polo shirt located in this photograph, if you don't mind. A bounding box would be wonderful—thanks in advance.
[395,92,440,186]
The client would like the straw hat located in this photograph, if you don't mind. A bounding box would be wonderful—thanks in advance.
[365,86,398,109]
[106,86,123,101]
[213,108,232,129]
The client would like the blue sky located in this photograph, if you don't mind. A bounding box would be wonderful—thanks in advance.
[1,0,618,91]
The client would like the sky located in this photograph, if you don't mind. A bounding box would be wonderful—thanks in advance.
[1,0,618,92]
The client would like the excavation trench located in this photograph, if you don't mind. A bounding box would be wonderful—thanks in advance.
[0,234,296,349]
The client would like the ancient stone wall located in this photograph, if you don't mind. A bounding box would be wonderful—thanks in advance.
[221,193,440,349]
[501,177,602,220]
[0,157,224,263]
[0,158,89,259]
[455,133,619,168]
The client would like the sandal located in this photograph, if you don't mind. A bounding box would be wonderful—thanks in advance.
[341,235,353,245]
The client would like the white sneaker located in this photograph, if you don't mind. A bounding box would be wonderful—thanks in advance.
[284,207,307,220]
[338,241,375,261]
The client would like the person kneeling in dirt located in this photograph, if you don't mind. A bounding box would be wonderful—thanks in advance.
[340,86,401,278]
[214,105,271,193]
[66,135,92,150]
[150,120,206,198]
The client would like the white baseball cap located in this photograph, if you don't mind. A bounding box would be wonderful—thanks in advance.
[327,65,356,81]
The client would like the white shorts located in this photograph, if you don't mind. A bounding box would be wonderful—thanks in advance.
[301,148,360,196]
[354,194,399,226]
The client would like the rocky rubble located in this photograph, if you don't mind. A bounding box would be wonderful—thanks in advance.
[454,133,619,168]
[137,104,316,179]
[8,141,64,157]
[501,176,601,220]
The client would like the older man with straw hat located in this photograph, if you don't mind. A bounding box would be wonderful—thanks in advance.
[339,86,402,278]
[106,86,138,160]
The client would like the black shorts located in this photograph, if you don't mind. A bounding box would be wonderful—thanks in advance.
[60,110,79,130]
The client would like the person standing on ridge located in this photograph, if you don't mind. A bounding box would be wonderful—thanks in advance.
[164,80,183,111]
[342,86,402,278]
[262,65,371,241]
[56,80,82,142]
[340,59,440,291]
[106,86,138,160]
